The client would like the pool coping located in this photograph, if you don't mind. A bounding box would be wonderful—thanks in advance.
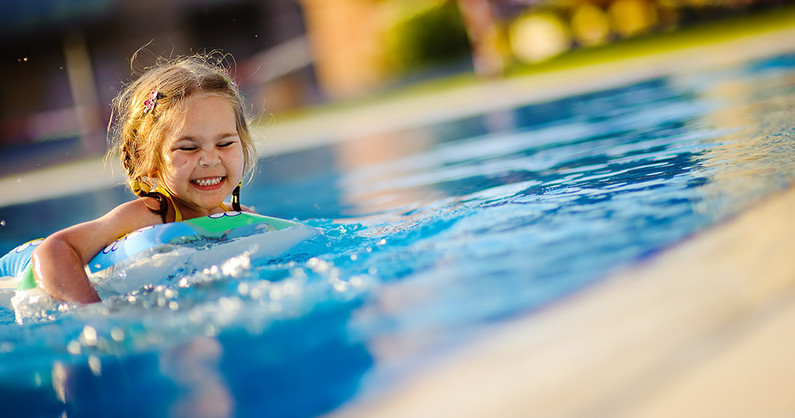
[1,25,794,208]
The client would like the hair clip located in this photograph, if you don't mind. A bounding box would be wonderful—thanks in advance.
[143,90,159,114]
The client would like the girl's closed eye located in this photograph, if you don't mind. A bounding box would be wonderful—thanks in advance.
[217,135,240,148]
[172,139,200,151]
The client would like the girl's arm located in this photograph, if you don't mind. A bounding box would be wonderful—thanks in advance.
[32,199,161,303]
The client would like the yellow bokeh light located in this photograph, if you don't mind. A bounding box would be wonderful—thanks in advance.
[571,3,612,46]
[509,12,572,63]
[609,0,658,37]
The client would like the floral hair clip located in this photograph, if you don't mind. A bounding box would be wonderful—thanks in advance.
[143,90,160,114]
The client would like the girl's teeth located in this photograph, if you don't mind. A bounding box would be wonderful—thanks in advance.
[194,177,222,186]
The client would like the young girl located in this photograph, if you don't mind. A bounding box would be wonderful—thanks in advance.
[30,54,257,304]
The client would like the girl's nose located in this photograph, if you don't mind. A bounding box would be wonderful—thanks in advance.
[199,149,221,167]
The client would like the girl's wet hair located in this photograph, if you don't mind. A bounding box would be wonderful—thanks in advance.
[107,53,256,201]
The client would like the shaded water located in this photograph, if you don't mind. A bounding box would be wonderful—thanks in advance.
[0,53,793,416]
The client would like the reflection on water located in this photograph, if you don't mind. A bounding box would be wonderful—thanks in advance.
[676,55,795,214]
[0,53,793,416]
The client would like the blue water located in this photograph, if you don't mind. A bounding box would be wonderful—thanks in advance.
[0,53,794,417]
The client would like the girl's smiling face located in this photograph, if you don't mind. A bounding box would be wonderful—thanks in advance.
[160,93,244,216]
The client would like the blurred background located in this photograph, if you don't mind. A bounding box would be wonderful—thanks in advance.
[0,0,791,176]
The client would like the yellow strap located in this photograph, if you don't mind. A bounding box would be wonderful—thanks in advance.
[156,186,182,222]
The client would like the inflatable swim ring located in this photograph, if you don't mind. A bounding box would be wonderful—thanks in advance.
[0,212,313,292]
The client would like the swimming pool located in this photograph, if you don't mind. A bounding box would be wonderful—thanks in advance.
[0,52,793,416]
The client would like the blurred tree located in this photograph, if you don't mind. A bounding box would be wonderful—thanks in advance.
[383,1,472,74]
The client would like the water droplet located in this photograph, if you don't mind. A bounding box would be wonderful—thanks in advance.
[67,340,82,354]
[110,328,125,342]
[238,282,249,295]
[88,355,101,376]
[81,326,98,346]
[52,362,67,402]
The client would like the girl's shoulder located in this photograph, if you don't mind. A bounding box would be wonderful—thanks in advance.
[101,198,167,232]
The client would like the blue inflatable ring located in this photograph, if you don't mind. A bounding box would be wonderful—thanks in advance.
[0,212,307,291]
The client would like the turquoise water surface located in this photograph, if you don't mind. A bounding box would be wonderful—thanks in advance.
[0,53,793,416]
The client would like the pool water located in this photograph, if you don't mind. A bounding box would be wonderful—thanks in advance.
[0,53,793,416]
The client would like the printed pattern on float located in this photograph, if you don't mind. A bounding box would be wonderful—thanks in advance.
[89,212,301,273]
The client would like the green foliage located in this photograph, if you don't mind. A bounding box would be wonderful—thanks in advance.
[385,1,472,73]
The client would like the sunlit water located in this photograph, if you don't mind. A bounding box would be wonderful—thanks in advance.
[0,54,793,416]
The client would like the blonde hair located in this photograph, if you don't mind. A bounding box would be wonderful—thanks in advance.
[108,53,256,196]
